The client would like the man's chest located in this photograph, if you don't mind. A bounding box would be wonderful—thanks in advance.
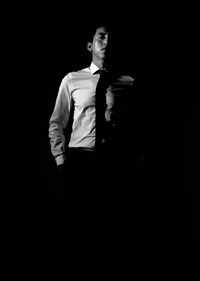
[72,77,114,110]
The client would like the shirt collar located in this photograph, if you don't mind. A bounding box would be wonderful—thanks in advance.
[89,62,100,74]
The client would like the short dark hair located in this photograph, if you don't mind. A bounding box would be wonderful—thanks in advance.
[86,22,112,43]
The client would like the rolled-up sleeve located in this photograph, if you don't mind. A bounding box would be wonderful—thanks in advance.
[49,74,73,166]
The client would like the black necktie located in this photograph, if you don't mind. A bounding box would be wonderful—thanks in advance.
[95,69,109,148]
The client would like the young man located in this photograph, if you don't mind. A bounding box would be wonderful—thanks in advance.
[48,24,134,257]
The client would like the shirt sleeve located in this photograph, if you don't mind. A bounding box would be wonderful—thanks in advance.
[48,74,73,166]
[108,75,134,125]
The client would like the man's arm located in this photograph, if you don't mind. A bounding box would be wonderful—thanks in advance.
[48,74,73,166]
[109,74,134,127]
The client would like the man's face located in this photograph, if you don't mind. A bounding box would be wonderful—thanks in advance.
[91,26,109,60]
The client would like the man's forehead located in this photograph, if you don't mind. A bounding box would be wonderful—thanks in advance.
[95,27,108,36]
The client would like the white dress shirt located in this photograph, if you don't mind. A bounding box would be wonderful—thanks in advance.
[49,62,134,165]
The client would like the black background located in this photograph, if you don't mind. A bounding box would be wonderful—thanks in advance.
[5,3,200,278]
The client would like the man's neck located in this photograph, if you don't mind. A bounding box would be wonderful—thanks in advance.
[92,58,105,70]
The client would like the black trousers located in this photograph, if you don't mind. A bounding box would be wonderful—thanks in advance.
[57,144,138,258]
[58,146,115,257]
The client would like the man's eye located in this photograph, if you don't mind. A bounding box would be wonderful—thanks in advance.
[97,33,107,40]
[97,35,104,40]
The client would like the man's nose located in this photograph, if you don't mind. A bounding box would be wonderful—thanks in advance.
[103,35,108,46]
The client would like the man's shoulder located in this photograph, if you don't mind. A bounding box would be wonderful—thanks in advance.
[66,67,91,78]
[61,67,89,82]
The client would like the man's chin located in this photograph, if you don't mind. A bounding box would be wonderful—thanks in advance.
[98,53,106,59]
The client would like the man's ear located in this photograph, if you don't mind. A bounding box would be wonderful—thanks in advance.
[87,42,92,52]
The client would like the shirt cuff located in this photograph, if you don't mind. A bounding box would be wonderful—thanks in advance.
[55,154,66,166]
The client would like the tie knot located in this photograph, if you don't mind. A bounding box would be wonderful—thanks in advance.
[94,68,108,75]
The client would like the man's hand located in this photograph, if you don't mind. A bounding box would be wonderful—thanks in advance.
[57,163,65,173]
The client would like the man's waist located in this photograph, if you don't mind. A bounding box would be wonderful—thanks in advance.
[68,146,95,152]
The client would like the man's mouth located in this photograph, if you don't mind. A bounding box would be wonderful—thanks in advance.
[100,47,107,52]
